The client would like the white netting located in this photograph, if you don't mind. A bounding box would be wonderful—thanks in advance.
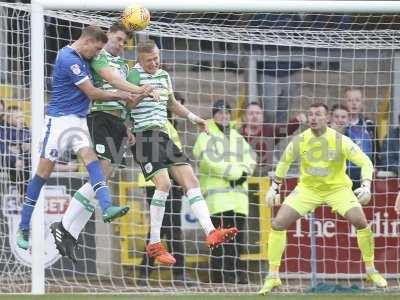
[1,1,400,294]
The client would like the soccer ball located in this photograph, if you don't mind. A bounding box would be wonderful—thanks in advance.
[121,4,150,31]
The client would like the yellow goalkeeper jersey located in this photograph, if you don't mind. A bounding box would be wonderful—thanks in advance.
[275,127,373,190]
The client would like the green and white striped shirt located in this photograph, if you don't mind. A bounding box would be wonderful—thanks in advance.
[126,63,173,132]
[90,49,128,114]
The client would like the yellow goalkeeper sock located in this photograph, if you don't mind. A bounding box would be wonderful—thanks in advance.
[356,227,375,270]
[268,229,287,274]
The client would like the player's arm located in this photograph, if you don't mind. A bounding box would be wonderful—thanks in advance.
[77,79,136,103]
[266,138,298,206]
[96,66,153,95]
[343,136,374,204]
[167,93,208,133]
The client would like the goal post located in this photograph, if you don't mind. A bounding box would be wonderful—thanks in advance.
[0,0,397,295]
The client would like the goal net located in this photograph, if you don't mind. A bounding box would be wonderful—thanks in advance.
[1,0,400,294]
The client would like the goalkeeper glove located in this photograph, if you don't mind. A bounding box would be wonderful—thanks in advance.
[266,179,281,207]
[354,180,371,205]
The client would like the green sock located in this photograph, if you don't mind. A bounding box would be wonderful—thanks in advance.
[356,227,375,269]
[268,229,287,273]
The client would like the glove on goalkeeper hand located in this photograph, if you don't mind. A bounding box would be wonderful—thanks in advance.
[266,179,281,207]
[354,180,371,205]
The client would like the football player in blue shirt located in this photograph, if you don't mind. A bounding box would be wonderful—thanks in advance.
[16,26,139,252]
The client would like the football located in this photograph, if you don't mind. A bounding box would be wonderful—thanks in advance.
[121,4,150,31]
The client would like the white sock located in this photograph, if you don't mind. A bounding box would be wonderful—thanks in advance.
[187,187,215,235]
[149,190,168,244]
[62,182,96,240]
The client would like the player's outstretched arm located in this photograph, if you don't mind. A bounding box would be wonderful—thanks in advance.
[167,94,208,133]
[97,66,158,99]
[77,79,136,104]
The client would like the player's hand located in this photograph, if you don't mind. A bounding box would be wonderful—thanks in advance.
[148,90,160,101]
[354,180,371,205]
[126,127,135,145]
[266,179,281,207]
[196,117,209,134]
[394,192,400,214]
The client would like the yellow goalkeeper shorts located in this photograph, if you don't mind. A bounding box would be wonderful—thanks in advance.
[282,185,361,217]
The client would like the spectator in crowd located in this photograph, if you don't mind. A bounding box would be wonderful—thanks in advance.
[193,99,256,284]
[240,101,306,176]
[380,115,400,176]
[136,92,198,287]
[330,104,349,134]
[0,106,30,196]
[343,89,374,188]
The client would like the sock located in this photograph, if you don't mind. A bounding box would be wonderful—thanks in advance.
[187,187,215,235]
[86,160,111,213]
[19,175,47,231]
[268,229,287,276]
[356,227,375,272]
[149,190,168,244]
[62,182,96,240]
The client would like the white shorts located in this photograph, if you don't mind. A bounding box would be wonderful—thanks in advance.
[40,115,92,161]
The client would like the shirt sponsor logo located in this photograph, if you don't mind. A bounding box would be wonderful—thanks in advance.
[70,64,81,75]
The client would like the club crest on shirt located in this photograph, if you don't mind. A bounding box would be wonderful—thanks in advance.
[70,64,81,75]
[144,162,153,173]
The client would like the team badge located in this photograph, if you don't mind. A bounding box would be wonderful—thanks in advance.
[96,144,106,154]
[70,64,81,75]
[144,162,153,173]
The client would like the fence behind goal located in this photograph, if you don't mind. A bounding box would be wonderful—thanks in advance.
[0,0,400,294]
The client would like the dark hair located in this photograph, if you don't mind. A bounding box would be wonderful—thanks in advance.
[309,102,329,113]
[331,103,349,113]
[344,86,363,95]
[245,101,262,110]
[109,22,132,39]
[137,39,158,55]
[80,25,108,43]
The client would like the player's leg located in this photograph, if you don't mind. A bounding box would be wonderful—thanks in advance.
[17,115,58,249]
[78,146,129,222]
[61,112,127,244]
[259,185,318,294]
[327,188,387,288]
[17,158,55,249]
[169,164,238,247]
[62,159,113,240]
[145,169,176,265]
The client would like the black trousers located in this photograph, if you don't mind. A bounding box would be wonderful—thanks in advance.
[138,184,185,278]
[210,210,246,283]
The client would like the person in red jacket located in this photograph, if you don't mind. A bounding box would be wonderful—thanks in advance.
[240,101,306,176]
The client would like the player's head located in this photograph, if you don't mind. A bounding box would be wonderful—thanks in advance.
[344,87,363,115]
[105,22,132,56]
[330,104,349,133]
[5,106,24,128]
[308,102,329,131]
[212,99,231,127]
[78,25,108,59]
[137,40,160,74]
[243,101,263,126]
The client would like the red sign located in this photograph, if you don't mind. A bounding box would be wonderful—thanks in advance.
[278,177,400,274]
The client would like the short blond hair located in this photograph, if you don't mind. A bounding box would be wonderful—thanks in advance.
[137,40,158,55]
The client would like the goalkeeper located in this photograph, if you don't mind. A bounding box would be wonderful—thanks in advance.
[259,103,387,295]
